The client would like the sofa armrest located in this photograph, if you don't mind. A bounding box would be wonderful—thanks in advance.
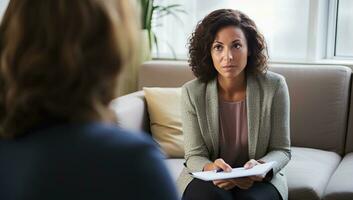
[110,91,150,133]
[323,152,353,200]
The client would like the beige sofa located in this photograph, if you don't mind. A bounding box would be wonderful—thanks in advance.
[111,60,353,200]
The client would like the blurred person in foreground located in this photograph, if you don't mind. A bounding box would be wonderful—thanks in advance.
[0,0,178,199]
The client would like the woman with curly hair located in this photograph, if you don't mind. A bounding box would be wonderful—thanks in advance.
[0,0,178,200]
[177,9,291,200]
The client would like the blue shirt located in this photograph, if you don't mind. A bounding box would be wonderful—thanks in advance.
[0,122,178,200]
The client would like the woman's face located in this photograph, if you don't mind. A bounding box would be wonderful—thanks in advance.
[210,26,249,80]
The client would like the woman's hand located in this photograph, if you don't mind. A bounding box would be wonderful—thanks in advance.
[203,158,235,190]
[223,159,266,190]
[203,159,266,190]
[244,159,266,182]
[203,159,255,190]
[203,158,232,172]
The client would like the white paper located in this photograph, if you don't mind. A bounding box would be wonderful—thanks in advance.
[191,161,277,181]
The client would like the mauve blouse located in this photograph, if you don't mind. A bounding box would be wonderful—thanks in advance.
[218,99,249,168]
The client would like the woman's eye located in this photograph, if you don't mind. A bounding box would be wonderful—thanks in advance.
[213,45,223,51]
[233,44,241,49]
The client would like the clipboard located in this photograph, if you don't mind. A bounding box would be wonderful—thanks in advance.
[191,161,276,181]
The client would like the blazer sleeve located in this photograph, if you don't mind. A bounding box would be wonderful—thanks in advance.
[259,77,291,174]
[181,86,212,172]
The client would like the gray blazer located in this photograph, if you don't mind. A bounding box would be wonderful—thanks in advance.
[177,71,291,200]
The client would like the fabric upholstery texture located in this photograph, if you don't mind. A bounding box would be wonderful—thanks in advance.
[111,91,149,132]
[138,60,195,90]
[143,87,184,158]
[286,147,341,200]
[323,152,353,200]
[164,159,184,181]
[270,65,351,155]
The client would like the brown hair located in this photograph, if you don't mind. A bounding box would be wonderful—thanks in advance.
[0,0,139,138]
[188,9,268,82]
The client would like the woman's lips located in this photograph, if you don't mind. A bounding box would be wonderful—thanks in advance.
[222,65,236,68]
[222,65,236,71]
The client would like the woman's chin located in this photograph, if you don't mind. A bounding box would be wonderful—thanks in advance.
[220,71,242,79]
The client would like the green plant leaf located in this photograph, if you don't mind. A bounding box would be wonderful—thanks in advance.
[162,4,183,9]
[153,31,159,57]
[145,0,154,30]
[139,0,187,58]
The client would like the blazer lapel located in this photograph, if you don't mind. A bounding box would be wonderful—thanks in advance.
[246,74,260,159]
[205,78,219,159]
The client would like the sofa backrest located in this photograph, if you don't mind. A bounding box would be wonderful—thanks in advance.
[269,64,351,155]
[138,60,195,89]
[139,60,352,155]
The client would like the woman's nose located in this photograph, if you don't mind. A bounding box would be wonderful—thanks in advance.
[223,48,233,62]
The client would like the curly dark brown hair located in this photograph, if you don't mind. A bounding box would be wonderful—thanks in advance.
[0,0,139,138]
[188,9,268,82]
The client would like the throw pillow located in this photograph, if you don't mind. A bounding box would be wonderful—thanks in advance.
[143,87,184,158]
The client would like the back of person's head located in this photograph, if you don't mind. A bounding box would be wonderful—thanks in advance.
[0,0,139,138]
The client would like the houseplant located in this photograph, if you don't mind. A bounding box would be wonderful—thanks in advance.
[118,0,186,96]
[140,0,186,59]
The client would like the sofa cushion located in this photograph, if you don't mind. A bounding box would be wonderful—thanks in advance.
[110,91,150,132]
[324,152,353,200]
[164,159,184,181]
[270,65,351,155]
[143,87,184,158]
[286,147,341,200]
